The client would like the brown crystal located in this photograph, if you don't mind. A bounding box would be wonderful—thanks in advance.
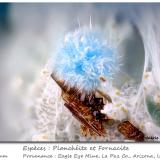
[62,91,106,136]
[118,121,144,141]
[51,73,109,137]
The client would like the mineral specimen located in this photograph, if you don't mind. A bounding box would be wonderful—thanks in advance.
[51,73,111,137]
[118,121,144,141]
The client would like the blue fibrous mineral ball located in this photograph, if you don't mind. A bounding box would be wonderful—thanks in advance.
[52,27,119,92]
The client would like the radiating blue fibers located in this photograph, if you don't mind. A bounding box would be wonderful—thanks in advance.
[52,27,118,92]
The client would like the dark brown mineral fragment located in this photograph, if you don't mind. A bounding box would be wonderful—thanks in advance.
[118,121,144,141]
[51,73,112,137]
